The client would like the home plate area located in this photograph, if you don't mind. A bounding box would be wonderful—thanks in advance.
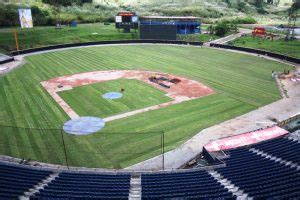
[41,70,214,134]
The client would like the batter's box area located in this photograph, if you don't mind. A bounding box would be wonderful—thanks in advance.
[41,70,214,133]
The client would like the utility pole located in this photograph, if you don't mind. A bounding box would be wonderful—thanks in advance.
[60,129,69,169]
[161,131,165,171]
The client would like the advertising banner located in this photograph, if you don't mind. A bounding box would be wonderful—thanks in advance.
[18,9,33,28]
[204,126,288,152]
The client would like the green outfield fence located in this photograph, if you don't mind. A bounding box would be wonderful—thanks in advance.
[210,43,300,64]
[10,39,203,56]
[0,125,165,170]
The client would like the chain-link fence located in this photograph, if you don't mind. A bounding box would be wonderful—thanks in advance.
[0,125,164,170]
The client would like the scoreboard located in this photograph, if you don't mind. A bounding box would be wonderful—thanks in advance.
[115,12,138,32]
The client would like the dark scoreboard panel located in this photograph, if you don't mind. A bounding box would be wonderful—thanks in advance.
[140,24,177,40]
[115,12,138,30]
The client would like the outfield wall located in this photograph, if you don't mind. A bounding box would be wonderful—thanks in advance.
[210,43,300,64]
[8,40,299,65]
[10,40,203,56]
[0,55,14,65]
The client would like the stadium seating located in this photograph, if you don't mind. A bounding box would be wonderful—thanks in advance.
[141,170,235,199]
[0,163,52,199]
[31,172,131,200]
[1,136,300,199]
[217,147,300,199]
[252,137,300,163]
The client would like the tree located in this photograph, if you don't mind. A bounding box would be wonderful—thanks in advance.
[230,23,238,33]
[254,0,263,7]
[252,0,267,14]
[31,6,50,26]
[214,22,230,37]
[286,0,300,40]
[42,0,92,6]
[291,0,300,10]
[207,25,214,35]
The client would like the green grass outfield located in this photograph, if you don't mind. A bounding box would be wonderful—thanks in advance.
[0,24,138,54]
[59,79,172,118]
[0,23,220,54]
[231,36,300,59]
[0,45,293,168]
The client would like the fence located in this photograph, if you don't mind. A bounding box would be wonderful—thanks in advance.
[0,53,14,64]
[10,39,203,56]
[7,39,300,66]
[278,114,300,132]
[0,125,165,170]
[210,43,300,65]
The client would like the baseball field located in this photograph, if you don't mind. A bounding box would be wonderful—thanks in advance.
[0,44,293,168]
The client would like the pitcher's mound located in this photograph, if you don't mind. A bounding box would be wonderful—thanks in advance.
[102,92,123,100]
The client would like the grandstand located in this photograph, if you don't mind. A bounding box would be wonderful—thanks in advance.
[0,0,300,198]
[0,22,299,199]
[1,123,300,199]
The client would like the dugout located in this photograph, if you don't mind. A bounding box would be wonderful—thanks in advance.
[140,16,201,40]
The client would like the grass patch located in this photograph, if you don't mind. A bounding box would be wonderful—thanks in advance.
[0,23,138,53]
[231,36,300,58]
[58,79,172,118]
[178,34,220,43]
[0,23,218,54]
[0,45,293,168]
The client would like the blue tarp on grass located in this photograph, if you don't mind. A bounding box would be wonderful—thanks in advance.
[63,116,105,135]
[102,92,123,100]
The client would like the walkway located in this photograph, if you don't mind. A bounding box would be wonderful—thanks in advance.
[0,55,24,75]
[204,28,252,46]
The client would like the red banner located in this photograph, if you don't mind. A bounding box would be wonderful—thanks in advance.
[204,126,288,152]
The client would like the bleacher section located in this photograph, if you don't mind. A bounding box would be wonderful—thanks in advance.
[216,147,300,199]
[1,136,300,199]
[252,137,300,164]
[30,172,131,199]
[0,163,52,199]
[141,171,235,199]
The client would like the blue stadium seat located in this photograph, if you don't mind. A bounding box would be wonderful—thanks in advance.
[2,137,300,199]
[252,137,300,164]
[31,172,131,199]
[217,146,300,199]
[141,170,235,199]
[0,162,52,199]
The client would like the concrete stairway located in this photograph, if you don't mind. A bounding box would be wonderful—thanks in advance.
[288,131,300,141]
[249,148,300,169]
[208,171,251,200]
[129,174,142,200]
[19,172,60,200]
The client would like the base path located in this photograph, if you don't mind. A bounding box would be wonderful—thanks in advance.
[41,70,214,121]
